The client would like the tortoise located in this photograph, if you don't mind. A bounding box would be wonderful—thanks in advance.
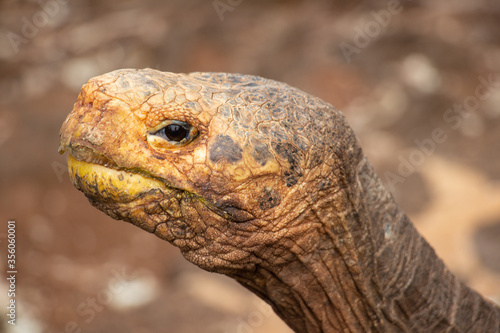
[59,68,500,332]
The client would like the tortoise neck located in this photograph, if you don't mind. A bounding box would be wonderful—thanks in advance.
[234,155,500,333]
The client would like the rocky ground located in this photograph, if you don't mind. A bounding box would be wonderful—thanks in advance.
[0,0,499,332]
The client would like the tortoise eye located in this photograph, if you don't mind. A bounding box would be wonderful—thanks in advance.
[149,120,199,148]
[160,123,189,142]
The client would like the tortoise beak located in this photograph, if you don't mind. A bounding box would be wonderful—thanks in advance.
[67,154,169,202]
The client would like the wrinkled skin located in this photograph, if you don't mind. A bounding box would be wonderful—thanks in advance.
[59,69,344,273]
[60,69,500,333]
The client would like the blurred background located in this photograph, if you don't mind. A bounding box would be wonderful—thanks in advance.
[1,0,500,332]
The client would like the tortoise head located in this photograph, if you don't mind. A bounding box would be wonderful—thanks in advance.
[59,68,354,273]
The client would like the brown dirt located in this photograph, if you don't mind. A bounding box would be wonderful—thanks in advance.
[0,1,499,332]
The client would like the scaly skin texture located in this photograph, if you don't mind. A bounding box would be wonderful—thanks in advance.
[59,68,500,332]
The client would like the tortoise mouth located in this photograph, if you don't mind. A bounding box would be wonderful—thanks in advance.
[67,154,251,227]
[67,154,170,203]
[67,154,189,234]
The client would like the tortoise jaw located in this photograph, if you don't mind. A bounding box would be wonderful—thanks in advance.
[67,154,252,224]
[67,154,169,203]
[67,153,185,235]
